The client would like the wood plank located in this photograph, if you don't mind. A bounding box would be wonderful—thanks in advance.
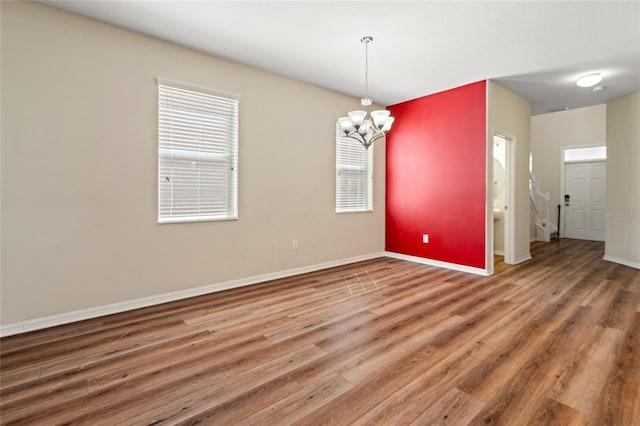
[607,263,640,294]
[0,330,215,410]
[456,303,596,404]
[86,345,324,425]
[464,306,606,425]
[236,373,354,425]
[409,387,484,426]
[580,279,620,308]
[264,295,387,343]
[598,289,640,332]
[528,397,589,426]
[589,313,640,425]
[130,345,326,425]
[350,298,558,424]
[550,326,625,415]
[340,314,466,384]
[292,342,447,426]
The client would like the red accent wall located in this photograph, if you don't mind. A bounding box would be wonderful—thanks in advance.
[386,81,486,269]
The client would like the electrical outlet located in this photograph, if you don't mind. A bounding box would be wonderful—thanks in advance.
[292,240,299,250]
[423,234,429,244]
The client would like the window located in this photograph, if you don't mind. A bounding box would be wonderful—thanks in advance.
[563,145,606,163]
[157,78,239,223]
[336,123,374,212]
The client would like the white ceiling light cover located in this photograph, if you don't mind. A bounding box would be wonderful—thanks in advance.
[576,73,603,88]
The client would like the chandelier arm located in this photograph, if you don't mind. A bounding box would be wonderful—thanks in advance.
[345,128,386,150]
[369,132,385,145]
[346,132,366,146]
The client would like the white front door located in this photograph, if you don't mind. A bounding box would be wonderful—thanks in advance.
[564,161,605,241]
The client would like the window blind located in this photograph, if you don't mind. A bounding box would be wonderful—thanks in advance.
[158,78,239,223]
[336,123,374,213]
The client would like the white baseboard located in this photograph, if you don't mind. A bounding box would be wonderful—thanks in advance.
[0,252,386,338]
[603,255,640,270]
[494,250,505,256]
[512,253,532,264]
[385,251,490,276]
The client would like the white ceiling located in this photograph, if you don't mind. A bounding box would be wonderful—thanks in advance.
[42,1,640,115]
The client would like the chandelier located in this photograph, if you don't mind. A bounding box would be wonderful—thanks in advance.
[338,36,395,149]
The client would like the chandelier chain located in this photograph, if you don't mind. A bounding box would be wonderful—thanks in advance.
[364,39,369,98]
[360,36,373,106]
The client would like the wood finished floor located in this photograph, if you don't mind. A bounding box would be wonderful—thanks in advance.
[1,239,639,425]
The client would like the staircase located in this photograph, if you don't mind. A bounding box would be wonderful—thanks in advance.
[530,173,558,242]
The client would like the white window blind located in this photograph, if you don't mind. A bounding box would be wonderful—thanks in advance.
[336,123,374,213]
[157,78,239,223]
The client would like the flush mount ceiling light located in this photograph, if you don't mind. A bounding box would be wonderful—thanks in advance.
[338,36,395,149]
[576,73,602,88]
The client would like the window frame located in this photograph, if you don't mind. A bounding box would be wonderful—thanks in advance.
[157,78,240,224]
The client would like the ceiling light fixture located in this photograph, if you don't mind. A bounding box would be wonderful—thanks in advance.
[338,36,394,149]
[576,73,602,88]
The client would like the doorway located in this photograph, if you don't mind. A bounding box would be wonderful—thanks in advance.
[492,133,515,265]
[560,145,607,241]
[564,161,606,241]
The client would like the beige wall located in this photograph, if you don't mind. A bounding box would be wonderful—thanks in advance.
[530,104,607,236]
[605,91,640,267]
[487,81,532,265]
[0,2,385,325]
